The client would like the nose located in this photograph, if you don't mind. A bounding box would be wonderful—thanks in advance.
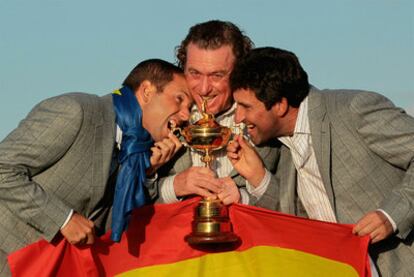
[198,75,212,96]
[234,107,244,124]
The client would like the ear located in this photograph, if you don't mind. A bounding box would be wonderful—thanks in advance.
[271,97,289,117]
[136,80,157,106]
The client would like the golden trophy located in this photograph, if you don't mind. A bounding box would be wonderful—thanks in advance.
[173,99,240,245]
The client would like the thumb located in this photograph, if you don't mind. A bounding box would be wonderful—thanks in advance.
[237,135,251,150]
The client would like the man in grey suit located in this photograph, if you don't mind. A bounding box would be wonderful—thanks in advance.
[0,59,192,275]
[227,47,414,276]
[157,20,279,205]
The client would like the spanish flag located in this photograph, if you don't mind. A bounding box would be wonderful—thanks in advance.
[8,198,370,276]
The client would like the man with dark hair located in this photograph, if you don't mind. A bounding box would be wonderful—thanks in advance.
[157,20,278,205]
[0,59,192,276]
[227,47,414,276]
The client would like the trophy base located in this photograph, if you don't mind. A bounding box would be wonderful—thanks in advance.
[185,232,240,245]
[185,198,240,246]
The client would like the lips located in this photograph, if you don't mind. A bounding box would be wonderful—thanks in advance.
[246,123,255,130]
[245,123,255,135]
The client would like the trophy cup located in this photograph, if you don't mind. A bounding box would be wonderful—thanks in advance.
[173,99,240,245]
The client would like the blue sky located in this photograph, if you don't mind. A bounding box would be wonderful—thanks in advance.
[0,0,413,140]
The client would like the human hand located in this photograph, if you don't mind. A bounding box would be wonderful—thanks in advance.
[217,177,240,205]
[173,167,222,199]
[227,134,265,187]
[352,211,393,243]
[147,133,183,176]
[60,213,95,245]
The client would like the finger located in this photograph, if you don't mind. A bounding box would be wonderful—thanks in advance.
[369,229,381,243]
[217,190,231,201]
[355,222,377,236]
[227,152,240,160]
[196,188,217,199]
[150,147,162,164]
[237,135,252,150]
[352,217,371,234]
[220,193,238,205]
[161,137,177,151]
[154,140,173,155]
[197,167,218,177]
[197,180,222,194]
[160,139,177,159]
[220,196,232,205]
[86,231,95,245]
[226,140,240,152]
[73,231,89,245]
[168,132,183,152]
[76,237,87,245]
[190,176,222,193]
[354,224,372,236]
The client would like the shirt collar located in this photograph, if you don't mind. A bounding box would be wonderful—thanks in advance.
[293,96,310,135]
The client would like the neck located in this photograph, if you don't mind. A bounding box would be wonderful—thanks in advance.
[282,107,299,137]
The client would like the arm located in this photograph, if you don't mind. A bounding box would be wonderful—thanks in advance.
[0,95,85,242]
[227,135,266,186]
[157,167,223,203]
[348,92,414,240]
[145,133,184,201]
[156,149,223,204]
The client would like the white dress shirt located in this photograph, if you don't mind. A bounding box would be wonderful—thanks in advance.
[278,97,337,222]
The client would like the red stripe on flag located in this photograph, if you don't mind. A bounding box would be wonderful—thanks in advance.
[8,198,370,276]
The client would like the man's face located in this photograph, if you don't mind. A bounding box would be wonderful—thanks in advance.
[184,43,235,115]
[234,88,281,145]
[142,74,192,142]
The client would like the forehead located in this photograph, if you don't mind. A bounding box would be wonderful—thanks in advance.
[163,74,190,97]
[185,43,235,73]
[234,88,259,104]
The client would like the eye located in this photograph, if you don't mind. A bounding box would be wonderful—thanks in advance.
[238,103,249,110]
[209,73,225,82]
[176,95,184,104]
[187,69,201,79]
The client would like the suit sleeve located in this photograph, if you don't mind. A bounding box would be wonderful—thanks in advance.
[0,95,83,241]
[248,173,280,208]
[155,147,189,204]
[350,92,414,238]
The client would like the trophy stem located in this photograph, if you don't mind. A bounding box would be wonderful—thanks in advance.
[201,149,213,168]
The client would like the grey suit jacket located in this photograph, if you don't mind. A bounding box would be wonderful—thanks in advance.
[256,88,414,276]
[0,93,118,262]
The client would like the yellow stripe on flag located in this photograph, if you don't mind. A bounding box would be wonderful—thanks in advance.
[118,246,358,277]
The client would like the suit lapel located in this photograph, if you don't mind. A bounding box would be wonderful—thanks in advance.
[308,90,336,213]
[278,146,298,214]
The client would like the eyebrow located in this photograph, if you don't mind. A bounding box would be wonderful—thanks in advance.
[186,67,228,75]
[237,102,250,108]
[179,89,192,102]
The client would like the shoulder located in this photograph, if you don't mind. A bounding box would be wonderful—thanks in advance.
[311,88,395,117]
[37,92,101,109]
[32,92,110,120]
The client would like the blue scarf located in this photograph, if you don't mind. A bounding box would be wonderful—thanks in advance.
[111,86,154,242]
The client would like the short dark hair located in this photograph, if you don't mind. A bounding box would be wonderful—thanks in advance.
[230,47,310,109]
[123,59,183,92]
[176,20,254,68]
